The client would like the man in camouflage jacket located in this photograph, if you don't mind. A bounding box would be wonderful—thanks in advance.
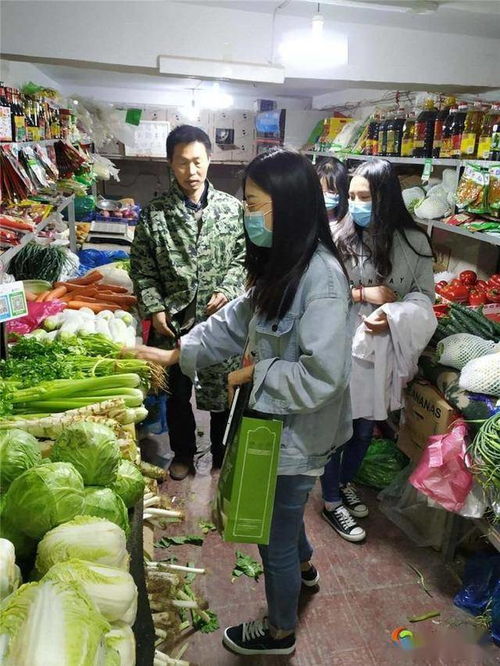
[130,125,246,480]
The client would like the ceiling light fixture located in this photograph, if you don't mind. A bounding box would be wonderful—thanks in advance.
[311,3,324,37]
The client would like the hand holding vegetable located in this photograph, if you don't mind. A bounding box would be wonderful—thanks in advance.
[362,286,397,305]
[363,310,389,334]
[125,345,180,367]
[205,292,228,316]
[152,312,176,339]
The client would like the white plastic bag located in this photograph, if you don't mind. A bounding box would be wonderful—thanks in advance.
[96,263,133,292]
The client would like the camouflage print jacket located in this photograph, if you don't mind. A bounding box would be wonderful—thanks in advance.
[130,179,246,412]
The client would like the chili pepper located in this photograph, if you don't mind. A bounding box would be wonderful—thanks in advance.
[459,270,477,286]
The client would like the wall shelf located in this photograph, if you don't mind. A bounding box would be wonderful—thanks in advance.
[303,150,499,170]
[415,217,500,248]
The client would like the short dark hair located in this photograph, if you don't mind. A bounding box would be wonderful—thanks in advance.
[166,125,212,160]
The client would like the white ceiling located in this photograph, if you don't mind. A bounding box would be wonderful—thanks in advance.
[180,0,500,39]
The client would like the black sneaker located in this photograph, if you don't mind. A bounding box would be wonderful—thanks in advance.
[301,564,320,587]
[340,483,369,518]
[322,505,366,543]
[223,618,296,656]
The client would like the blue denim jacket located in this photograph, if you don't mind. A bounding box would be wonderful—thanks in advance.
[180,244,353,474]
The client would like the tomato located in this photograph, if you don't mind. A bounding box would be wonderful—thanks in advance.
[469,290,488,306]
[475,280,488,292]
[459,270,477,286]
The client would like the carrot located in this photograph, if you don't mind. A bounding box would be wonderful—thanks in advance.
[94,292,137,306]
[67,301,120,313]
[25,291,37,302]
[35,291,49,302]
[96,284,129,294]
[45,286,68,302]
[68,270,103,286]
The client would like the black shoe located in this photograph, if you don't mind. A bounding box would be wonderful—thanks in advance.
[340,483,369,518]
[322,505,366,543]
[223,618,296,656]
[301,564,320,587]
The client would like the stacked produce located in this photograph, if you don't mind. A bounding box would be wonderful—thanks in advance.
[435,270,500,308]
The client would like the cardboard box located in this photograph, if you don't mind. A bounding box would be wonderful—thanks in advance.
[397,380,458,462]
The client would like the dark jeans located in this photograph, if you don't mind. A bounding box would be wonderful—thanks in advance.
[320,418,375,503]
[166,363,228,465]
[258,474,316,631]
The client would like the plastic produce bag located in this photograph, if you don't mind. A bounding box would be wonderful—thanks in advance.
[355,438,409,489]
[138,394,168,436]
[457,481,487,519]
[7,301,65,335]
[378,465,448,549]
[77,249,129,276]
[409,421,473,513]
[454,554,500,644]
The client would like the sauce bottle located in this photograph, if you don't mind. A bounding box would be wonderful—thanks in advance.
[491,112,500,162]
[478,104,500,160]
[450,103,468,159]
[460,101,485,158]
[377,111,387,156]
[401,111,416,157]
[440,106,457,158]
[432,96,455,158]
[365,113,379,155]
[386,107,406,156]
[413,98,438,158]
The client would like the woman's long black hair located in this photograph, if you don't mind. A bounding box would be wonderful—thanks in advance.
[336,158,433,278]
[244,149,348,321]
[315,157,349,222]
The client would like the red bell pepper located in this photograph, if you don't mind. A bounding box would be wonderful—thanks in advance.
[435,280,448,295]
[459,270,477,286]
[489,274,500,287]
[469,289,488,306]
[475,280,488,292]
[487,287,500,303]
[441,284,470,303]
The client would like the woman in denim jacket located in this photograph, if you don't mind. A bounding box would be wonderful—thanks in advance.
[131,149,352,657]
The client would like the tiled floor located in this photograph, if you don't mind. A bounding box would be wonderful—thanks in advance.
[149,415,499,666]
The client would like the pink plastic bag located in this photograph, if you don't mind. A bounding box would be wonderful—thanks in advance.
[409,421,473,513]
[7,301,66,336]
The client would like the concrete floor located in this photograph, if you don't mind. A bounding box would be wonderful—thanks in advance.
[150,412,499,666]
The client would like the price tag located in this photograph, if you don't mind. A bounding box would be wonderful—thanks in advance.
[421,158,433,184]
[0,281,28,323]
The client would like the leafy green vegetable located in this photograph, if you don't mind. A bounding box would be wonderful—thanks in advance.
[35,516,129,576]
[0,429,42,491]
[83,487,130,535]
[52,422,120,486]
[232,551,263,582]
[0,496,37,561]
[105,622,135,666]
[44,558,137,624]
[198,519,216,534]
[155,534,204,548]
[0,579,110,666]
[193,607,219,634]
[2,462,84,539]
[112,460,145,508]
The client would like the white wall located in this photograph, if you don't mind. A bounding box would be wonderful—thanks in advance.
[0,59,60,90]
[2,1,499,91]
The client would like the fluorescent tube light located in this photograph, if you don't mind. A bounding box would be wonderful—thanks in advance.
[158,55,285,84]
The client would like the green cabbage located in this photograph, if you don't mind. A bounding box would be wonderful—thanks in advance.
[35,516,129,577]
[0,579,110,666]
[44,558,137,624]
[0,498,37,561]
[52,421,121,486]
[112,460,145,508]
[106,622,136,666]
[2,462,84,539]
[83,487,130,535]
[0,429,42,491]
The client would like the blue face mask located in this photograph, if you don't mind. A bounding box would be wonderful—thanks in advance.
[244,210,273,248]
[324,192,340,210]
[349,200,372,228]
